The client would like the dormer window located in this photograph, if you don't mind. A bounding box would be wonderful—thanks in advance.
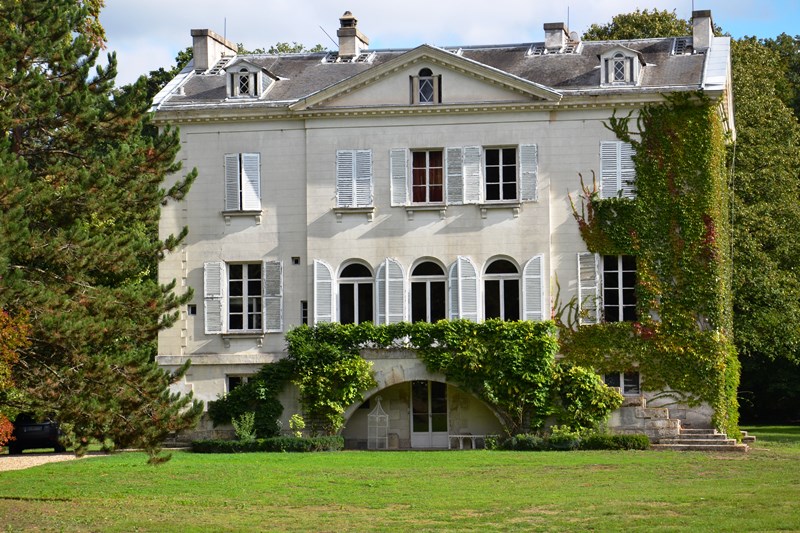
[600,48,643,87]
[231,68,256,97]
[411,68,441,104]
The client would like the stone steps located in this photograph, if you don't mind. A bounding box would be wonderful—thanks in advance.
[653,428,749,453]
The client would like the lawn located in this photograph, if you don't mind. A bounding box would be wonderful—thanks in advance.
[0,427,798,532]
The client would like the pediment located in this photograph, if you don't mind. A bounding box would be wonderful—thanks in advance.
[598,45,645,65]
[224,57,279,81]
[291,45,561,111]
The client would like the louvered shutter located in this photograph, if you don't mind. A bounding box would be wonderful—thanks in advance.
[263,260,282,332]
[241,153,261,210]
[445,147,464,205]
[204,261,226,334]
[577,252,600,325]
[224,154,241,210]
[519,144,539,202]
[376,258,405,324]
[355,150,373,207]
[600,141,619,199]
[448,256,478,321]
[619,142,636,199]
[523,254,545,321]
[390,149,408,206]
[463,146,481,204]
[313,260,334,324]
[336,150,354,208]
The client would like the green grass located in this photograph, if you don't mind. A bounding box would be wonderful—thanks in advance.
[0,427,798,532]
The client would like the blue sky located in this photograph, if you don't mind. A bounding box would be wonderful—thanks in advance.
[100,0,800,86]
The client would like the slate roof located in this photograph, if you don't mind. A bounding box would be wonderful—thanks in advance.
[154,36,709,111]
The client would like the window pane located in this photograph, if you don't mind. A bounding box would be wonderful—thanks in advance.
[486,260,517,274]
[429,151,443,167]
[486,184,500,201]
[431,414,448,432]
[229,264,243,279]
[605,307,619,322]
[604,272,619,288]
[503,182,516,200]
[411,282,427,322]
[622,288,636,305]
[341,264,371,278]
[603,255,618,270]
[485,149,499,166]
[624,372,640,394]
[622,255,636,270]
[358,283,373,323]
[412,414,428,432]
[604,373,621,388]
[622,271,636,288]
[504,279,520,321]
[622,306,637,322]
[485,280,500,319]
[429,184,443,203]
[229,298,243,313]
[229,280,243,297]
[339,283,355,324]
[413,262,444,276]
[502,148,516,162]
[248,264,262,279]
[247,280,261,295]
[430,281,446,322]
[604,289,619,306]
[229,315,243,330]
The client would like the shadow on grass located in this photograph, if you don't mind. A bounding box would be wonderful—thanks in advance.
[742,425,800,447]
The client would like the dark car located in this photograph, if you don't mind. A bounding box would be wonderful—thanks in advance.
[7,414,66,454]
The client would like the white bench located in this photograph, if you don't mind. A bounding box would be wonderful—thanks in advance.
[448,434,492,449]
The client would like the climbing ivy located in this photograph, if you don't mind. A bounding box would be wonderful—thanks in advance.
[562,92,739,437]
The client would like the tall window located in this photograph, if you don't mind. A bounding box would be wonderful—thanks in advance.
[485,147,517,201]
[412,150,443,203]
[339,263,374,324]
[484,259,520,320]
[224,153,261,211]
[228,263,262,330]
[603,255,636,322]
[411,262,446,322]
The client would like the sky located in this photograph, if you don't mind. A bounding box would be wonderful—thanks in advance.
[100,0,800,86]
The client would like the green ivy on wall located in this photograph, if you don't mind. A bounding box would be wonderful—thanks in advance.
[210,320,623,437]
[562,92,740,437]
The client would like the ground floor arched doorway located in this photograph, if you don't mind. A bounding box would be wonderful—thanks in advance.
[341,380,503,450]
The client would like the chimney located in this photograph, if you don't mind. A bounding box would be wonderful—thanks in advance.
[692,10,713,52]
[191,29,238,72]
[544,22,568,50]
[337,11,369,58]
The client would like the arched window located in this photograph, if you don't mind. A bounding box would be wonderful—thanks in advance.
[484,259,520,321]
[339,263,374,324]
[411,261,446,322]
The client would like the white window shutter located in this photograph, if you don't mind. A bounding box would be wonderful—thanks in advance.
[577,252,600,325]
[463,146,482,204]
[204,261,226,334]
[336,150,355,208]
[377,258,405,324]
[224,154,241,210]
[263,260,282,332]
[390,149,408,206]
[240,153,261,210]
[313,260,334,324]
[600,141,619,199]
[519,144,538,202]
[355,149,373,207]
[523,254,545,321]
[620,142,636,199]
[445,147,464,205]
[448,256,478,321]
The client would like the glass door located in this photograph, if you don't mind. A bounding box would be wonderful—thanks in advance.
[410,380,449,448]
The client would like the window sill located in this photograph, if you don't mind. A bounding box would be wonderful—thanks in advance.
[333,206,375,222]
[477,202,521,219]
[405,204,447,221]
[221,332,264,348]
[222,210,263,225]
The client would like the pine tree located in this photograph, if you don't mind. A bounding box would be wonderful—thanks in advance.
[0,0,201,461]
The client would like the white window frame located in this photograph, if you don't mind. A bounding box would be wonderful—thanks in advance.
[604,371,641,395]
[227,262,264,332]
[602,255,637,323]
[410,261,447,323]
[411,68,440,104]
[483,259,521,321]
[203,260,283,334]
[224,153,261,211]
[484,147,518,202]
[411,149,445,204]
[338,263,375,325]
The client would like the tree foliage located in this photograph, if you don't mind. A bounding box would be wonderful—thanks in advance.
[237,42,326,55]
[0,0,201,461]
[582,9,691,41]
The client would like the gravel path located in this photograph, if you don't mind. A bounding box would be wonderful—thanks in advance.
[0,452,96,472]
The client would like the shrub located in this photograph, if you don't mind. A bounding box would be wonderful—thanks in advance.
[580,433,650,450]
[232,412,256,442]
[191,435,344,453]
[548,425,582,450]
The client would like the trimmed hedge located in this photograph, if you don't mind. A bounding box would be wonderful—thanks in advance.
[191,435,344,453]
[579,433,650,450]
[487,432,650,451]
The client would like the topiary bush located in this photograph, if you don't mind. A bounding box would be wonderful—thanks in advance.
[579,433,651,450]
